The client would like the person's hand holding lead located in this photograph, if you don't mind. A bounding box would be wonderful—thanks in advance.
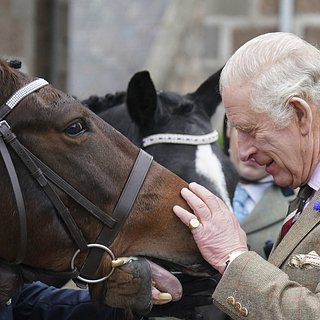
[173,182,248,274]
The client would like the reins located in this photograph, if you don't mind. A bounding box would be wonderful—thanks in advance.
[0,78,153,287]
[0,79,48,264]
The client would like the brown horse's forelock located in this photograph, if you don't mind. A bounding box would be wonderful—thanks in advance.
[0,60,32,105]
[0,59,71,113]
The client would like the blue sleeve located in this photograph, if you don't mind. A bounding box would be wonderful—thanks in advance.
[12,282,126,320]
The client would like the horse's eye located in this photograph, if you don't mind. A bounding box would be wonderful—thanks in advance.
[65,121,87,136]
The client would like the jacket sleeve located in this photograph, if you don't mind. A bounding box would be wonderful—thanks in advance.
[212,251,320,320]
[12,281,125,320]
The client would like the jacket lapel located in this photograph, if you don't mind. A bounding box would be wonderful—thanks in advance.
[269,190,320,267]
[242,186,289,234]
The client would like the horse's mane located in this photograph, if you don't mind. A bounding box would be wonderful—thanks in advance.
[82,91,126,114]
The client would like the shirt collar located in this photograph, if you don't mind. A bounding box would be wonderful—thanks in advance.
[240,175,274,204]
[308,162,320,191]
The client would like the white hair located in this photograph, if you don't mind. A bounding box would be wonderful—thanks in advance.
[220,32,320,127]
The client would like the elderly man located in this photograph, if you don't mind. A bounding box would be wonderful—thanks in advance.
[225,118,295,258]
[174,32,320,320]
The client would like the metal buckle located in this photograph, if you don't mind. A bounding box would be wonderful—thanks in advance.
[0,120,10,129]
[71,243,116,284]
[0,120,10,137]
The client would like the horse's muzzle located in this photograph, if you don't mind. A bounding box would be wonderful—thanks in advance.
[90,257,153,316]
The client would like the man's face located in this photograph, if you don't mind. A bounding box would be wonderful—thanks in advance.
[227,126,269,182]
[223,84,309,189]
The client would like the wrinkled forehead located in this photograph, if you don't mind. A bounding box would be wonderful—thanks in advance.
[222,84,251,120]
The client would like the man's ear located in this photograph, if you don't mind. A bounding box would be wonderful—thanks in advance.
[289,97,312,136]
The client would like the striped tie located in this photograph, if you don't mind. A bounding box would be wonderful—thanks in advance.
[279,184,313,242]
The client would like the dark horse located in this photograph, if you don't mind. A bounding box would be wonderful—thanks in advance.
[83,69,238,209]
[0,59,217,316]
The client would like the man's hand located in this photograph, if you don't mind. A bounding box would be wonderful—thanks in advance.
[173,182,248,274]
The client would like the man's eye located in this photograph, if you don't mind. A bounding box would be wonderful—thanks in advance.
[65,121,87,136]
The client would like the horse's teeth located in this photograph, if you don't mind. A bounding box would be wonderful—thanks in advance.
[158,293,172,302]
[111,257,127,267]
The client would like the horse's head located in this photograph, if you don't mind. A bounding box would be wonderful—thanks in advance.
[0,59,216,316]
[126,69,222,138]
[86,69,238,210]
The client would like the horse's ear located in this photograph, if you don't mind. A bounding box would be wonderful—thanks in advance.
[126,71,157,126]
[190,67,223,117]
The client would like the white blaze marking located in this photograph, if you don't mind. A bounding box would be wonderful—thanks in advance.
[195,145,232,210]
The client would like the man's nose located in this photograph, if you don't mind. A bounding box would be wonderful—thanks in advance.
[237,132,255,161]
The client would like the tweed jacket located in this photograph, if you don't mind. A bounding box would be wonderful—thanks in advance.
[241,184,295,259]
[213,189,320,320]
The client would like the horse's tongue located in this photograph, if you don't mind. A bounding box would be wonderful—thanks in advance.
[147,260,182,301]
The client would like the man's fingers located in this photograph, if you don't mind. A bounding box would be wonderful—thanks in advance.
[189,182,230,213]
[173,205,202,232]
[189,182,221,206]
[180,185,217,221]
[173,205,193,226]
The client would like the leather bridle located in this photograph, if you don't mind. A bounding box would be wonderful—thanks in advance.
[0,78,153,286]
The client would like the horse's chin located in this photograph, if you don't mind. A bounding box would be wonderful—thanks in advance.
[89,257,153,317]
[88,256,217,317]
[88,258,186,318]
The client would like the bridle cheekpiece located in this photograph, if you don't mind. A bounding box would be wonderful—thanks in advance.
[0,78,153,287]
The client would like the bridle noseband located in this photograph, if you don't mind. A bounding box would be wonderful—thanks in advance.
[0,78,153,286]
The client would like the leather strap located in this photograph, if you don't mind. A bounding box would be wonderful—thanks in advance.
[0,122,88,252]
[0,125,27,264]
[20,264,80,286]
[0,79,48,120]
[79,149,153,280]
[26,150,117,228]
[0,77,153,287]
[0,258,80,287]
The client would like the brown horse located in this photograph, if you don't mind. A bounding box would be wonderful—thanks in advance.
[0,59,216,316]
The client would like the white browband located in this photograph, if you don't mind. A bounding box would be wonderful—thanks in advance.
[6,78,49,110]
[142,130,219,147]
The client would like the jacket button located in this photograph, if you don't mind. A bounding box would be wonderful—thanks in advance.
[240,306,248,317]
[234,301,242,311]
[226,296,235,305]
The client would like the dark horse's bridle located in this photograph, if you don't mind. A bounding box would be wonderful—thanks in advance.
[0,78,153,286]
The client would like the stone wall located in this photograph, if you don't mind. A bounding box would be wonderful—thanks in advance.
[164,0,320,93]
[2,0,320,99]
[0,0,68,91]
[0,0,35,73]
[151,0,320,131]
